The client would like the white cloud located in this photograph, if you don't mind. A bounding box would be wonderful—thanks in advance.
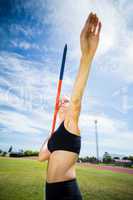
[0,51,60,139]
[10,24,34,38]
[79,113,128,135]
[43,0,133,82]
[79,112,132,156]
[11,40,40,50]
[0,109,52,135]
[8,0,133,82]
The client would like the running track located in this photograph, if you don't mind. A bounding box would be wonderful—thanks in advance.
[78,163,133,175]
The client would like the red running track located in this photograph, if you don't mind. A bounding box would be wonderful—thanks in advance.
[78,163,133,175]
[96,165,133,175]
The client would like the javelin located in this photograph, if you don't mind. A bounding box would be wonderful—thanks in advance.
[51,44,67,134]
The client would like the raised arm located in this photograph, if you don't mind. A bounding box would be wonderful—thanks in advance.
[65,13,102,132]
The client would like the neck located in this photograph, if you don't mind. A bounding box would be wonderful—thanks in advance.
[58,112,65,125]
[59,119,64,125]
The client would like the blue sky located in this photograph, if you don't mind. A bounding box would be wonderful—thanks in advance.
[0,0,133,157]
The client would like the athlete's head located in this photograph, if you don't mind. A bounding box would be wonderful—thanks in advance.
[58,95,70,120]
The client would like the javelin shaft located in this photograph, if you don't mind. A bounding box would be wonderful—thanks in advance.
[51,44,67,134]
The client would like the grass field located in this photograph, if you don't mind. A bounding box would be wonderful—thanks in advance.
[0,157,133,200]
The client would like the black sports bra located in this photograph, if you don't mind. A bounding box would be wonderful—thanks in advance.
[47,121,81,154]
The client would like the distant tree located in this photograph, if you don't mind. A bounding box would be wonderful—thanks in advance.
[2,151,7,156]
[84,156,90,162]
[24,150,39,156]
[89,156,97,163]
[10,149,24,157]
[24,150,33,156]
[128,156,133,162]
[32,151,38,156]
[78,156,97,163]
[0,149,2,154]
[18,149,24,153]
[103,152,112,163]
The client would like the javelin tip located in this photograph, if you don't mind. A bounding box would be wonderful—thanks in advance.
[64,44,67,51]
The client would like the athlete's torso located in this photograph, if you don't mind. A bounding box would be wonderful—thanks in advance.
[46,120,81,183]
[46,150,78,182]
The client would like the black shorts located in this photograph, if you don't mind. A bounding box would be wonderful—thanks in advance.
[45,178,83,200]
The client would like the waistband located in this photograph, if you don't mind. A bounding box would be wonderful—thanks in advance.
[46,178,77,186]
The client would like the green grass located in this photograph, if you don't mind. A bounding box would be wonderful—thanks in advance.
[0,157,133,200]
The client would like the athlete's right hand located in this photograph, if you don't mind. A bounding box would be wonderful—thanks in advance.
[80,12,102,58]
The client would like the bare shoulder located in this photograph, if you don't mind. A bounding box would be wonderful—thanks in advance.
[64,100,81,136]
[64,118,80,136]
